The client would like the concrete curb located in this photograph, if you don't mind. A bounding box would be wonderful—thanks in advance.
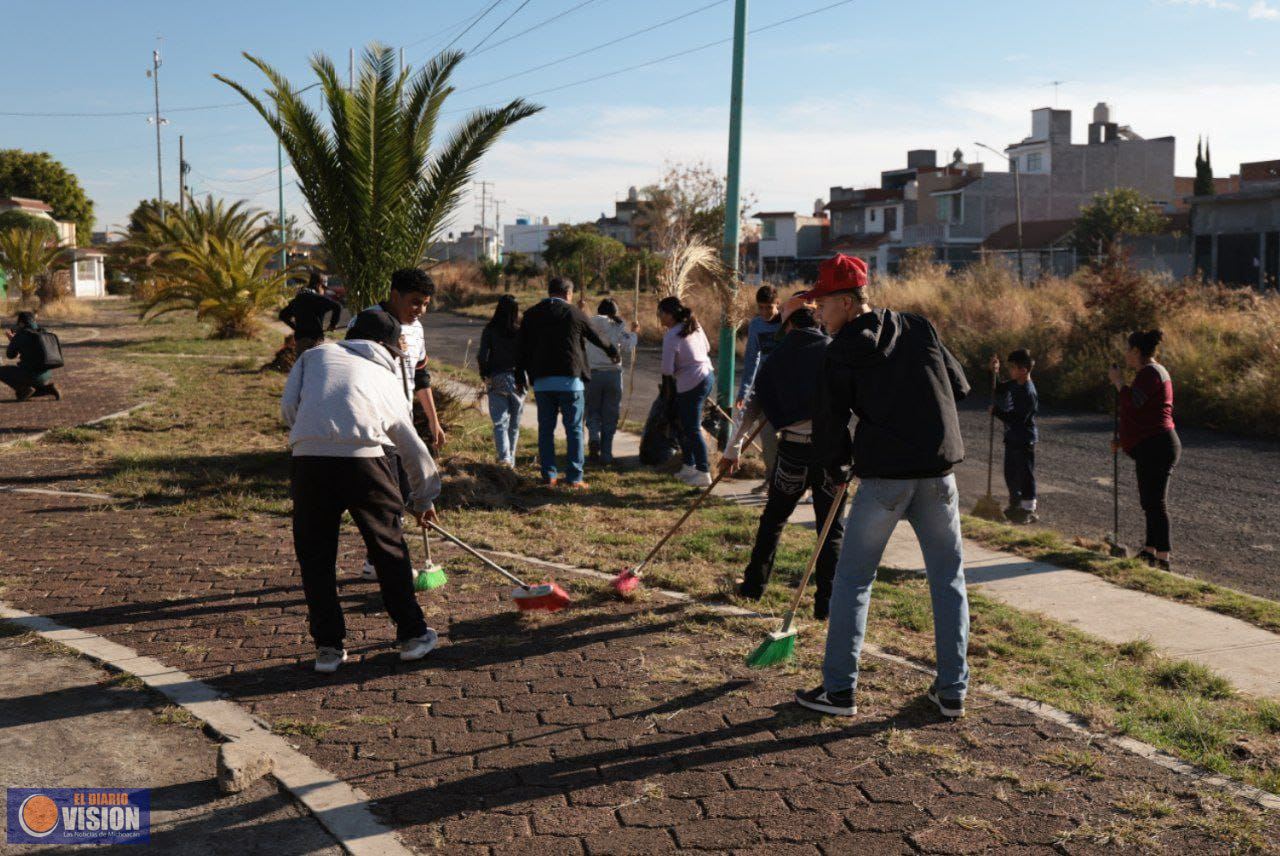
[0,603,414,856]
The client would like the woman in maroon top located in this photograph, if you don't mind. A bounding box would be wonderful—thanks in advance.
[1108,330,1180,570]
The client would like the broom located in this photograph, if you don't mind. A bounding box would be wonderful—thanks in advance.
[426,521,571,612]
[611,421,766,597]
[972,361,1006,521]
[619,261,641,428]
[413,526,448,592]
[1105,384,1129,558]
[746,481,850,668]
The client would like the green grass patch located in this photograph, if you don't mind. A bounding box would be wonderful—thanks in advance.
[271,717,344,740]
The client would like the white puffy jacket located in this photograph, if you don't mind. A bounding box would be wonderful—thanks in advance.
[281,340,441,512]
[586,315,636,372]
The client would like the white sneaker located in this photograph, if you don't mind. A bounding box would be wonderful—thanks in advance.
[675,464,697,482]
[361,560,377,580]
[399,629,439,661]
[686,469,713,488]
[314,646,347,673]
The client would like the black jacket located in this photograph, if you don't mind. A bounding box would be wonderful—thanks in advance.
[753,325,829,430]
[517,298,618,384]
[479,324,525,386]
[815,309,970,481]
[994,378,1039,445]
[279,289,342,338]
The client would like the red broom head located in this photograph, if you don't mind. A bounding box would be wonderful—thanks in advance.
[611,568,641,597]
[512,582,571,613]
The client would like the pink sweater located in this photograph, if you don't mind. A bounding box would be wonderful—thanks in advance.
[661,325,712,393]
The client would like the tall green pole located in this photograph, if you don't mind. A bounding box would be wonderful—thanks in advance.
[277,131,287,273]
[717,0,748,408]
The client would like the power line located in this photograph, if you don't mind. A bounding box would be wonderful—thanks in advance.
[0,101,243,118]
[458,0,727,93]
[471,0,534,52]
[441,0,510,53]
[400,7,490,50]
[470,0,609,57]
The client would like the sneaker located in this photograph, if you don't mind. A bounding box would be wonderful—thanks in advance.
[927,687,965,719]
[314,646,347,673]
[361,560,377,580]
[750,480,769,495]
[563,481,590,491]
[675,464,697,482]
[35,383,61,401]
[1005,507,1031,525]
[1136,550,1158,567]
[795,685,856,716]
[685,469,713,488]
[399,629,439,661]
[736,580,763,600]
[14,386,34,402]
[540,476,559,487]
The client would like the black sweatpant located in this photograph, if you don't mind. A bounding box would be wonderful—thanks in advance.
[1003,442,1037,506]
[741,438,848,618]
[291,455,427,648]
[1131,429,1180,553]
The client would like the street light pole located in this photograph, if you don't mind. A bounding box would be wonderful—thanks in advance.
[150,47,165,222]
[717,0,748,409]
[277,83,321,273]
[976,141,1025,283]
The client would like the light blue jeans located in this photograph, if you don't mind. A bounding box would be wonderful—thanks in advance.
[586,368,623,462]
[822,475,969,699]
[534,389,585,483]
[486,372,524,466]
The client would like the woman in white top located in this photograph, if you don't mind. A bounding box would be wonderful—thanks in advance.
[657,295,715,487]
[585,298,638,464]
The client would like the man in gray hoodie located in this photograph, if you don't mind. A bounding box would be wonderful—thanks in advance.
[282,309,442,673]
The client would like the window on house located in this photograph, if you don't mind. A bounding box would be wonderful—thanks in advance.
[936,195,963,225]
[885,207,898,232]
[761,220,777,240]
[1026,152,1043,173]
[870,208,878,223]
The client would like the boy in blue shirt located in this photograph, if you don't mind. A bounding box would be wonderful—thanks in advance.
[737,285,782,486]
[990,349,1039,524]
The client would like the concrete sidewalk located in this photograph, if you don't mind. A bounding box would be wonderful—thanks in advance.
[494,382,1280,699]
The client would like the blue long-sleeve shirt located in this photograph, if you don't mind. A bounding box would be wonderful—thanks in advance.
[994,378,1039,445]
[737,314,782,399]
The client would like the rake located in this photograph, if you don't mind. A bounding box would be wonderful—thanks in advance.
[426,521,570,612]
[972,363,1006,521]
[413,525,448,592]
[611,421,766,597]
[1105,386,1129,558]
[746,481,850,668]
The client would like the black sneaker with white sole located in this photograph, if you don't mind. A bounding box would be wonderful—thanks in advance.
[795,685,856,716]
[927,688,965,719]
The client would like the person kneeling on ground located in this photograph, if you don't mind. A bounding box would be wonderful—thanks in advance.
[990,349,1039,524]
[796,254,972,721]
[281,309,441,674]
[719,292,846,619]
[1,311,62,402]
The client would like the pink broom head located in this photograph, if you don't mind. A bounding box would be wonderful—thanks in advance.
[512,582,571,613]
[611,568,641,597]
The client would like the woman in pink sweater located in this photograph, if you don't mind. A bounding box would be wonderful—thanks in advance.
[658,296,715,487]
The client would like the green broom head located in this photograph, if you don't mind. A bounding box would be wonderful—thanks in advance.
[415,563,448,592]
[746,627,798,668]
[971,493,1005,522]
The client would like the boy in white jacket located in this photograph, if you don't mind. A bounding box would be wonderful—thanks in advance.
[281,309,442,673]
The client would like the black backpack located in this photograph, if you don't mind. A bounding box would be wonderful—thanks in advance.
[33,329,64,370]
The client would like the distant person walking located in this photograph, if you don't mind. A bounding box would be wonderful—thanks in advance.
[478,294,526,467]
[1,311,61,401]
[1110,329,1180,571]
[518,277,619,488]
[737,284,783,480]
[658,295,715,488]
[585,298,637,465]
[279,272,342,356]
[282,309,441,673]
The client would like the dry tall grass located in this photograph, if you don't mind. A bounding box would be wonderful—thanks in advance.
[862,260,1280,437]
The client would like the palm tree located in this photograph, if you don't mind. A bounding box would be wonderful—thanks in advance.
[217,44,541,309]
[141,234,294,339]
[0,227,64,306]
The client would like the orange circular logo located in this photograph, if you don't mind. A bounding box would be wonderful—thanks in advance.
[19,794,59,837]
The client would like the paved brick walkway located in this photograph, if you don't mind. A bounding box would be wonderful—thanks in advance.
[3,488,1277,853]
[0,303,148,444]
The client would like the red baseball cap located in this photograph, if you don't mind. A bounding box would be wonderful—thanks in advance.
[802,254,869,299]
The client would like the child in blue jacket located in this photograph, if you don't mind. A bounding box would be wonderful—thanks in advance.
[990,349,1039,524]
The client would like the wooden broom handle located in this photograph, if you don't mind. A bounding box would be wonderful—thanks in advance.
[780,480,850,635]
[427,521,528,588]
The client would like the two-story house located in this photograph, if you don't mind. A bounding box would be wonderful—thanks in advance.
[755,205,828,280]
[1189,159,1280,289]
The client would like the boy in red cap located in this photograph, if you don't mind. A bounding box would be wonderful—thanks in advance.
[795,254,973,720]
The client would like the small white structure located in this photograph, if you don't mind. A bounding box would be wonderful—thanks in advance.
[70,249,107,297]
[503,217,559,266]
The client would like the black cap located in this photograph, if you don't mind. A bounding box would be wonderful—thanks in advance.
[345,309,404,357]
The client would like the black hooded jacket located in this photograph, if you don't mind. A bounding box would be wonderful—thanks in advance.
[815,308,970,481]
[517,297,618,384]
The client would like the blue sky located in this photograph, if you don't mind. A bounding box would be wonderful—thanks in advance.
[2,0,1278,237]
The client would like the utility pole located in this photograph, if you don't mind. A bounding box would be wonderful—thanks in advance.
[178,135,186,216]
[716,0,748,409]
[277,123,287,273]
[349,48,355,90]
[976,141,1025,284]
[148,43,166,221]
[474,181,494,261]
[494,199,506,263]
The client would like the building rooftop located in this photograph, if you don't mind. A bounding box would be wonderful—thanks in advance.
[0,196,53,212]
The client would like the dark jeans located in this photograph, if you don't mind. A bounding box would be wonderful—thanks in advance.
[675,372,714,471]
[291,455,428,648]
[1131,429,1180,553]
[741,439,848,618]
[1003,442,1037,505]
